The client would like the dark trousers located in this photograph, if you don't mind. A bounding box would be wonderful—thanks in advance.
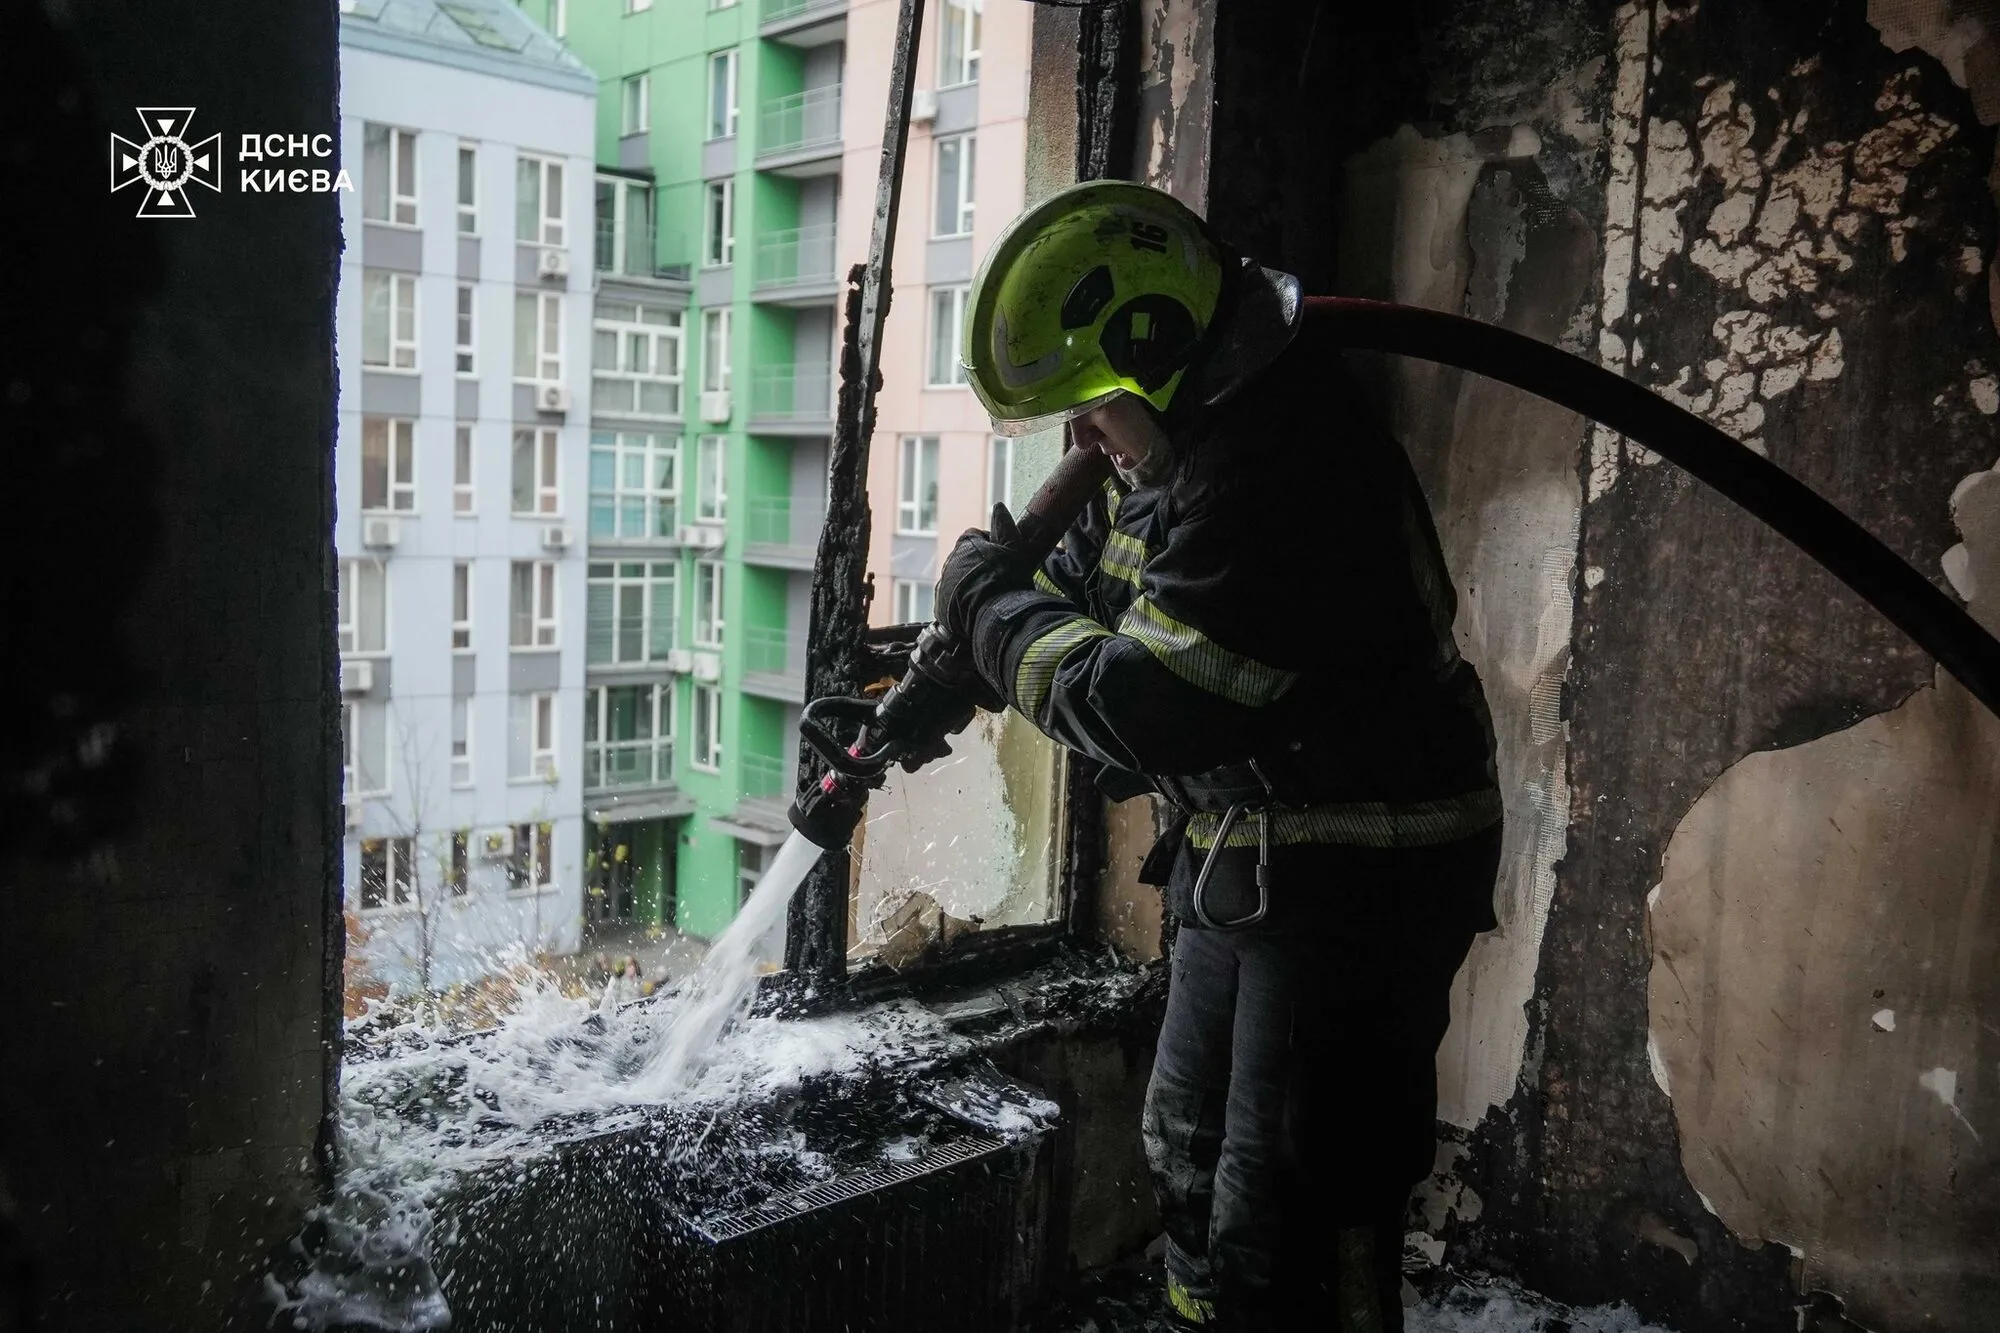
[1141,826,1501,1327]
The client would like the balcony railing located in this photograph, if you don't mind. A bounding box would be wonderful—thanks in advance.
[750,364,834,422]
[744,625,803,676]
[751,223,837,292]
[593,216,691,281]
[746,496,827,548]
[588,493,680,543]
[740,752,791,800]
[762,0,845,22]
[584,738,674,792]
[758,86,842,157]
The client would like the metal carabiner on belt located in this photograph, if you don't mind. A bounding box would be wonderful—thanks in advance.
[1190,801,1271,930]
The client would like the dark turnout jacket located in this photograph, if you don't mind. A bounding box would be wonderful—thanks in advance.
[966,313,1502,921]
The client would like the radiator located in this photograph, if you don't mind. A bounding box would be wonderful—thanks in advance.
[627,1077,1055,1332]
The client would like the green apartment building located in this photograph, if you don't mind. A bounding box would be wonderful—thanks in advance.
[519,0,849,942]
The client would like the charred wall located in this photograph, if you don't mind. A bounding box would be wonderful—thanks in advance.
[1291,1,2000,1328]
[1,3,340,1329]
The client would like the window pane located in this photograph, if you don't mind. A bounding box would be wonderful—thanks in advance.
[458,146,475,208]
[363,125,390,221]
[361,419,388,510]
[516,158,539,241]
[362,272,390,365]
[514,294,536,378]
[935,139,960,235]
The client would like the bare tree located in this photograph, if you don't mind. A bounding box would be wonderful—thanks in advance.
[373,701,448,1003]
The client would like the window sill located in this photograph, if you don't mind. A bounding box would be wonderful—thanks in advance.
[506,885,559,899]
[507,776,559,787]
[509,514,567,522]
[361,219,423,233]
[360,365,422,377]
[688,763,721,776]
[893,529,939,539]
[360,508,420,518]
[935,78,978,93]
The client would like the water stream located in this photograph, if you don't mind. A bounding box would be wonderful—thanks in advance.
[270,828,946,1332]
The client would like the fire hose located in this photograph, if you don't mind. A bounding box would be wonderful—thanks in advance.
[789,297,2000,852]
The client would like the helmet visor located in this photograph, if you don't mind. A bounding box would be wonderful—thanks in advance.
[986,387,1130,439]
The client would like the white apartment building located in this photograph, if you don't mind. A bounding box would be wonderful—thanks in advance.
[336,0,599,993]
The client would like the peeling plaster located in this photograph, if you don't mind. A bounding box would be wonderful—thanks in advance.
[1343,126,1593,1129]
[1595,44,1963,497]
[1647,453,2000,1327]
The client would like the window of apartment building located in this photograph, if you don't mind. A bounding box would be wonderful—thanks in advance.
[694,559,724,647]
[455,284,477,375]
[701,309,732,395]
[511,427,561,515]
[934,133,975,237]
[704,180,735,267]
[510,694,558,781]
[342,700,390,799]
[589,431,679,540]
[592,302,683,417]
[595,176,655,276]
[447,829,470,895]
[362,124,418,226]
[338,559,388,656]
[510,560,559,648]
[621,74,651,137]
[987,435,1013,513]
[516,154,566,247]
[457,142,478,234]
[362,270,418,371]
[927,285,969,387]
[893,578,935,624]
[737,840,772,904]
[690,683,722,771]
[587,560,676,666]
[358,835,415,910]
[708,50,739,140]
[454,426,476,514]
[507,820,555,890]
[940,0,981,87]
[897,436,940,534]
[451,697,473,788]
[452,562,473,651]
[585,682,674,789]
[695,435,728,523]
[514,291,564,383]
[361,418,417,513]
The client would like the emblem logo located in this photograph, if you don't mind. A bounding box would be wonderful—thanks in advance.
[110,108,223,218]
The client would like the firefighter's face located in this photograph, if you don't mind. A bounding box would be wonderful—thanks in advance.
[1073,394,1172,487]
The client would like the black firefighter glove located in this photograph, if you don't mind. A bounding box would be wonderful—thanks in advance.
[933,503,1034,713]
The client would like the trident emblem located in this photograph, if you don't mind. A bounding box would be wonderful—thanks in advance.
[110,108,222,218]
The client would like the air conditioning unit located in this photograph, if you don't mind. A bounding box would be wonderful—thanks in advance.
[665,648,693,673]
[537,247,570,279]
[540,525,573,551]
[700,389,731,423]
[537,384,571,414]
[339,659,374,694]
[344,801,363,829]
[362,516,400,549]
[692,651,721,682]
[680,523,725,550]
[479,826,516,859]
[910,88,938,124]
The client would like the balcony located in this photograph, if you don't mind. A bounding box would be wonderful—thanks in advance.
[749,363,834,435]
[593,215,691,284]
[587,494,680,546]
[750,223,839,305]
[741,626,806,703]
[743,496,826,570]
[738,751,793,801]
[755,86,843,177]
[583,737,675,793]
[759,0,847,46]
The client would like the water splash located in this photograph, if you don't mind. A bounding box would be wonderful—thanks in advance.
[632,829,825,1099]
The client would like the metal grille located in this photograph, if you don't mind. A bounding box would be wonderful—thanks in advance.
[628,1128,1049,1332]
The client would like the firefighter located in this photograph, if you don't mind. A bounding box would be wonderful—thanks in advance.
[938,180,1503,1331]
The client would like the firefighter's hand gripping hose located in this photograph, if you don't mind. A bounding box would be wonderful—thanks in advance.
[789,298,2000,856]
[788,442,1117,852]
